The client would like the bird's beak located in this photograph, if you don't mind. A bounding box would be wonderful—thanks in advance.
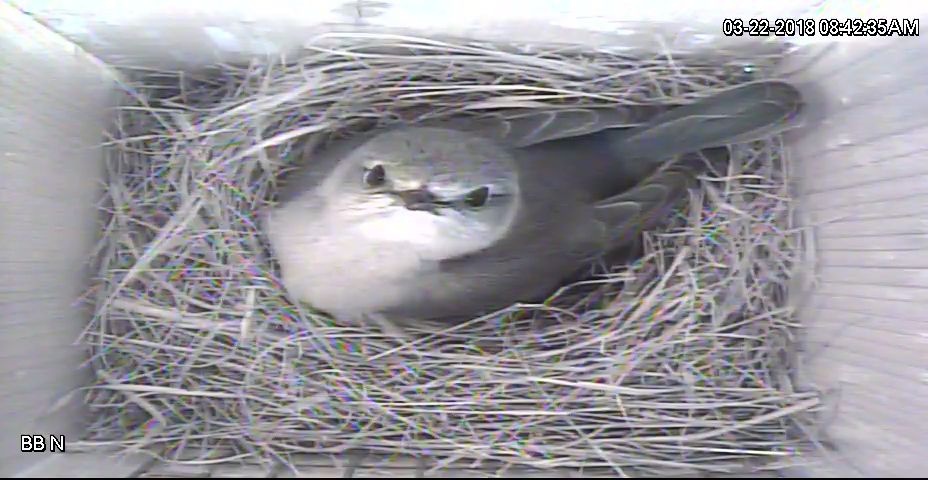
[394,187,439,212]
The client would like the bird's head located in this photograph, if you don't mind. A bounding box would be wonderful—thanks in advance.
[324,127,522,260]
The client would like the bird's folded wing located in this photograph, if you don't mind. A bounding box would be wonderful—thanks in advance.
[485,107,656,148]
[608,80,804,160]
[592,147,729,248]
[467,80,803,158]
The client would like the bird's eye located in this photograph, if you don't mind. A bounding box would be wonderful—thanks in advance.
[463,186,491,208]
[363,164,386,187]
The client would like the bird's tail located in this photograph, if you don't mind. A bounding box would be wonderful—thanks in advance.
[609,80,804,161]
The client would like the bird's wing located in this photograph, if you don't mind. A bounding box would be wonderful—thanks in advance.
[470,79,802,156]
[606,80,803,161]
[591,147,729,249]
[502,80,803,202]
[484,107,656,148]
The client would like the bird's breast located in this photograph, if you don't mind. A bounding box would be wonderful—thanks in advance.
[266,205,435,319]
[353,209,444,246]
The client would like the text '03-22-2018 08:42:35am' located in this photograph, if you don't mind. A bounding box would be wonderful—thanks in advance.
[722,18,919,37]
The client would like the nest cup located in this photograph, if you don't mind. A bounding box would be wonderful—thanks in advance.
[81,34,823,477]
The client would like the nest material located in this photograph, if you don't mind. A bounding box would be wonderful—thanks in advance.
[79,34,824,477]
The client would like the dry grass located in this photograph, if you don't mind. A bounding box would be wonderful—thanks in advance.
[75,33,824,477]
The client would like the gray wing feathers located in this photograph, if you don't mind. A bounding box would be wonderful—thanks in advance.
[584,80,802,250]
[470,80,802,157]
[590,81,803,248]
[490,107,654,147]
[593,147,730,248]
[608,80,803,160]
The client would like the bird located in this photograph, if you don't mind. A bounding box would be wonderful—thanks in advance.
[263,80,804,331]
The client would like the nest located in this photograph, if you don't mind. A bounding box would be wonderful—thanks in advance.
[79,34,824,477]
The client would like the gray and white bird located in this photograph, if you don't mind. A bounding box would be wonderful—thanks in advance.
[264,80,804,330]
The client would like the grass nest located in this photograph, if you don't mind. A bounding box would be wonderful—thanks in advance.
[77,33,825,477]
